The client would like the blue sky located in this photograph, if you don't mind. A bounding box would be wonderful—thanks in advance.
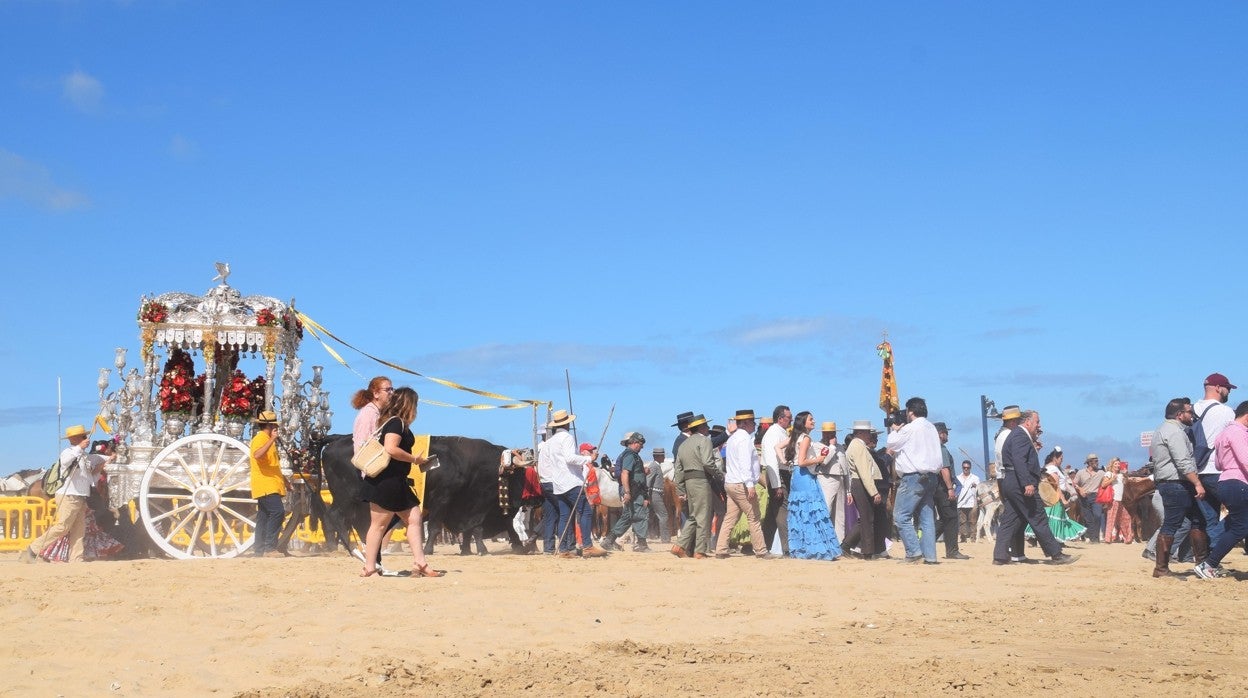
[3,3,1247,476]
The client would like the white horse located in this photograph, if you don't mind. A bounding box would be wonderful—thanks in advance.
[976,479,1001,541]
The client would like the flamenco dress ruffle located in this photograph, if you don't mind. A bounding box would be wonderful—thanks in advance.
[1026,503,1087,542]
[40,515,124,562]
[786,466,841,560]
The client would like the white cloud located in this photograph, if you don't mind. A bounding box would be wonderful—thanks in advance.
[169,134,199,160]
[730,318,825,344]
[0,149,90,211]
[62,69,104,114]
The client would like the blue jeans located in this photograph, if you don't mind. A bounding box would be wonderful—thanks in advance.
[1198,474,1226,549]
[254,493,284,555]
[1157,480,1207,536]
[1208,479,1248,567]
[575,491,596,548]
[541,483,557,553]
[554,487,582,552]
[893,472,938,561]
[1080,495,1104,541]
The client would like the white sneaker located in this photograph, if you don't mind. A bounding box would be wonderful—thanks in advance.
[1193,562,1221,580]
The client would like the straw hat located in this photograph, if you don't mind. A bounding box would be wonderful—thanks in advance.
[63,424,88,439]
[548,409,576,428]
[999,405,1022,421]
[733,409,756,422]
[685,414,709,429]
[254,410,279,425]
[850,420,873,432]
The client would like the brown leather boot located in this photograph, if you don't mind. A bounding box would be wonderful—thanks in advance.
[1153,534,1174,578]
[1189,528,1209,565]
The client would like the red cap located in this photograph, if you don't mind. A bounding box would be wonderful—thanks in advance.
[579,442,595,453]
[1205,373,1238,390]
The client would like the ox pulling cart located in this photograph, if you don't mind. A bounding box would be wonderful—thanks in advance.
[95,265,330,559]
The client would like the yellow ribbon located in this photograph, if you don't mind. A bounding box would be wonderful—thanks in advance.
[297,312,550,411]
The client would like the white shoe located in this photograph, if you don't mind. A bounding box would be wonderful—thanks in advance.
[1193,562,1221,580]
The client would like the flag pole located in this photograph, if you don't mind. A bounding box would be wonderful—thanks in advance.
[565,369,578,444]
[57,376,63,452]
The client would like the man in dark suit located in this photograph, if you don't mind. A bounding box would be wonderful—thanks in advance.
[992,410,1078,565]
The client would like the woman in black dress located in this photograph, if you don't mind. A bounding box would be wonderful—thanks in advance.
[359,387,444,578]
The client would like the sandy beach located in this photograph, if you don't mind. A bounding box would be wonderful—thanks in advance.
[3,538,1245,697]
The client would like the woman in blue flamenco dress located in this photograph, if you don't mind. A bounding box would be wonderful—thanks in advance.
[783,411,842,560]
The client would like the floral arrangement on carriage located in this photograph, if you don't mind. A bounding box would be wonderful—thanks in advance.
[158,349,203,437]
[218,370,267,438]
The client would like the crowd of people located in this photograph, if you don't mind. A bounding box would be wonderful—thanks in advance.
[520,372,1248,578]
[25,370,1248,584]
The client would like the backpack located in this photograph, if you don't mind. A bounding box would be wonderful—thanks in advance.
[40,457,75,497]
[611,452,626,482]
[1186,403,1218,469]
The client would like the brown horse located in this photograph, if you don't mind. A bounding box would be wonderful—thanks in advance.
[1122,476,1157,542]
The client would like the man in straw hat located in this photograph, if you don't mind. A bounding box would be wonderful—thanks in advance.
[714,409,773,559]
[603,431,651,553]
[1072,453,1106,542]
[993,408,1077,566]
[21,424,113,564]
[842,420,887,559]
[537,409,599,558]
[671,414,723,559]
[815,421,850,541]
[994,405,1031,561]
[250,410,289,558]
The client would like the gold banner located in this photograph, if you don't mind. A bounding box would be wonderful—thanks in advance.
[297,312,549,411]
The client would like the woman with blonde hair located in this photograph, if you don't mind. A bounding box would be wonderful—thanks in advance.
[1103,458,1135,543]
[358,387,444,578]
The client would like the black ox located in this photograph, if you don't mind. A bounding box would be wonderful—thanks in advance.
[312,433,530,555]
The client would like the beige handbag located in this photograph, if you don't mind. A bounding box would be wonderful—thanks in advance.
[351,417,398,477]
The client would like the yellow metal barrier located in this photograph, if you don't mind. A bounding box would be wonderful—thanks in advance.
[5,488,399,555]
[0,497,52,552]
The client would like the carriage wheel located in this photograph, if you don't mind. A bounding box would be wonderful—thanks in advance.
[139,433,257,559]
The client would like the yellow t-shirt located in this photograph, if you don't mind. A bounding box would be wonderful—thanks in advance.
[250,431,286,498]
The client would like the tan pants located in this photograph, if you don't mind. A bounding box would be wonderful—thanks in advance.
[29,494,89,562]
[715,482,766,555]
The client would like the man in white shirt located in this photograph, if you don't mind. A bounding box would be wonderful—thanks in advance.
[815,421,850,541]
[886,396,943,564]
[956,461,981,543]
[537,409,597,558]
[21,425,112,564]
[714,410,772,559]
[1194,372,1236,549]
[760,404,792,555]
[993,405,1030,561]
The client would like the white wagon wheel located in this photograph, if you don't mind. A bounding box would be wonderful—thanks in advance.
[139,432,257,559]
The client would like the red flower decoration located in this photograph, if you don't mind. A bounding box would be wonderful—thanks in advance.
[256,308,279,327]
[220,369,266,419]
[139,300,168,324]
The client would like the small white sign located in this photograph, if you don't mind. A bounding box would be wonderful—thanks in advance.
[1140,432,1153,448]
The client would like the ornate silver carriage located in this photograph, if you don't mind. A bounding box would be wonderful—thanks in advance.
[96,265,331,559]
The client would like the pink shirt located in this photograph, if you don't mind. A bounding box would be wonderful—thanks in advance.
[1212,420,1248,486]
[352,402,381,453]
